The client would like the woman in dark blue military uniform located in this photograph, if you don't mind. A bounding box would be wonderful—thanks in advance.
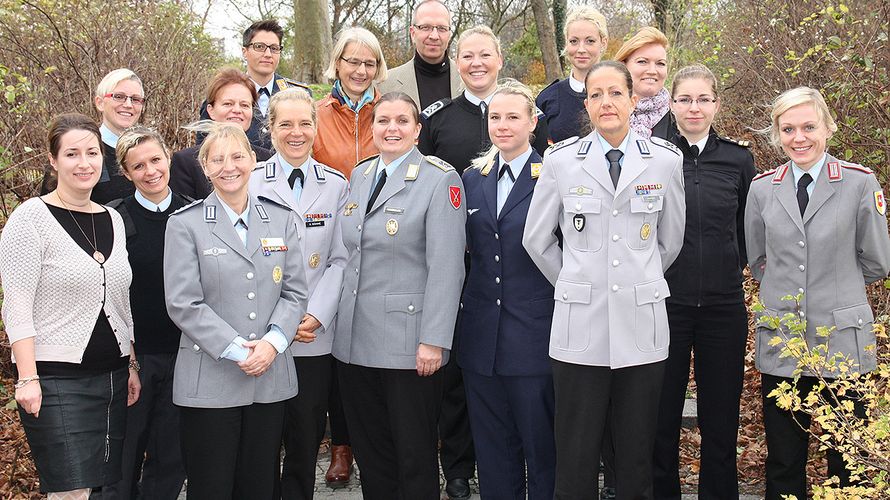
[653,64,756,500]
[536,6,608,143]
[459,80,556,499]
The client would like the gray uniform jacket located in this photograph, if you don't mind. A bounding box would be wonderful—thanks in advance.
[523,131,686,368]
[377,57,462,107]
[745,155,890,378]
[249,155,349,357]
[164,192,309,408]
[332,147,467,369]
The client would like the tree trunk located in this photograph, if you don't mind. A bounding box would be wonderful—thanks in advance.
[651,0,669,33]
[553,0,566,55]
[292,0,332,83]
[529,0,561,82]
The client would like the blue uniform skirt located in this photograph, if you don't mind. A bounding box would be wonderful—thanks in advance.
[18,367,128,492]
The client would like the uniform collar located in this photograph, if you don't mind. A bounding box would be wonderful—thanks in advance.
[376,150,413,179]
[464,89,494,107]
[219,198,250,227]
[99,123,119,148]
[252,75,275,94]
[692,135,709,153]
[134,189,172,212]
[568,75,584,93]
[277,153,311,181]
[596,131,631,164]
[501,145,533,179]
[791,152,827,185]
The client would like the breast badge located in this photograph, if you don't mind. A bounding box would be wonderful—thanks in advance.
[640,222,652,240]
[272,266,283,283]
[573,213,585,232]
[308,252,321,269]
[344,202,358,216]
[386,218,399,236]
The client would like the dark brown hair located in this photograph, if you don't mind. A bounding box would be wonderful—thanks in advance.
[373,91,420,123]
[242,19,284,47]
[48,113,101,158]
[206,68,258,106]
[584,60,635,97]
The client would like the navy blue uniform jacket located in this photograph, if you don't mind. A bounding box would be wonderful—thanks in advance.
[457,151,555,377]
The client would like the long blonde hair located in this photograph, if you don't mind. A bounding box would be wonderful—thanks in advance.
[470,80,537,171]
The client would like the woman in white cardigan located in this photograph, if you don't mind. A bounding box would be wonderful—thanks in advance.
[0,113,140,500]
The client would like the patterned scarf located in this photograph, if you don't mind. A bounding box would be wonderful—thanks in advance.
[333,80,375,112]
[630,87,670,138]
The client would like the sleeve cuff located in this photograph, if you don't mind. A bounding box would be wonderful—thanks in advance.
[221,336,250,362]
[263,325,290,354]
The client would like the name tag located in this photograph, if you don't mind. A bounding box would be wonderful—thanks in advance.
[306,220,325,227]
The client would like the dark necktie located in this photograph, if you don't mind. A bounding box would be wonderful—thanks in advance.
[606,149,623,188]
[259,87,270,97]
[288,168,304,189]
[797,173,813,216]
[690,144,700,158]
[498,163,515,182]
[367,169,388,212]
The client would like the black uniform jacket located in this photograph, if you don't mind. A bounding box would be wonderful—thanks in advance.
[417,94,550,175]
[663,130,756,306]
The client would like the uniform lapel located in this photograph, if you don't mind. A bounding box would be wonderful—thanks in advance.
[774,165,805,234]
[297,162,322,215]
[482,154,499,221]
[498,152,540,220]
[367,148,419,215]
[802,158,835,224]
[207,192,252,261]
[245,194,269,258]
[580,137,615,194]
[614,132,646,197]
[357,157,378,216]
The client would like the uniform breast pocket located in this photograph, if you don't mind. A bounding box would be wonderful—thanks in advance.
[562,196,603,252]
[633,278,670,352]
[551,279,593,352]
[384,293,424,355]
[626,196,663,250]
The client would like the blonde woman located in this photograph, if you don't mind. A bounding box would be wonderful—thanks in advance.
[536,6,609,142]
[459,81,556,499]
[614,27,674,139]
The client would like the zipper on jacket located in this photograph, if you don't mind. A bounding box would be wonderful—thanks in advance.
[105,370,114,462]
[693,154,703,307]
[354,111,360,165]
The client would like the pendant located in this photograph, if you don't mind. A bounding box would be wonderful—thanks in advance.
[93,251,105,264]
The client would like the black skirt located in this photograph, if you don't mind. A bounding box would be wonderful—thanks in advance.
[18,367,128,492]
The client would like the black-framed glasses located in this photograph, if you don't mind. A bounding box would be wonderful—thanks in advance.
[246,42,283,54]
[103,93,146,106]
[340,57,378,70]
[672,96,717,107]
[413,24,451,33]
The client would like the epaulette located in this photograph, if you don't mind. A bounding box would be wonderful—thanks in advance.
[356,154,380,176]
[530,162,543,179]
[323,166,347,181]
[842,163,874,175]
[257,195,289,210]
[171,199,202,216]
[717,136,751,147]
[479,158,494,176]
[752,169,776,182]
[277,77,312,96]
[649,136,681,156]
[535,106,545,119]
[544,136,579,156]
[425,155,454,172]
[421,98,451,119]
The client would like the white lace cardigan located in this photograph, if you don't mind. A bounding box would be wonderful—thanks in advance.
[0,198,134,364]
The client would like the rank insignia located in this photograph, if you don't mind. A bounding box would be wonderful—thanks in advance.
[772,164,789,184]
[636,140,652,157]
[573,213,585,232]
[386,218,399,236]
[640,222,652,240]
[344,202,358,216]
[272,266,283,284]
[308,252,321,269]
[449,185,462,209]
[405,163,419,180]
[530,163,543,179]
[571,185,593,196]
[255,204,269,222]
[204,205,217,222]
[577,141,592,157]
[875,191,886,215]
[827,161,842,181]
[264,162,276,180]
[314,164,326,182]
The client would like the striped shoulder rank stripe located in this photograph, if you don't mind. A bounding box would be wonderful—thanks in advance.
[264,161,276,180]
[314,163,326,182]
[204,204,217,221]
[255,204,269,222]
[772,164,789,184]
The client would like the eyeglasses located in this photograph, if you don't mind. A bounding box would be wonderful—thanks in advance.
[340,57,378,70]
[104,93,146,106]
[246,42,283,54]
[413,24,451,33]
[673,96,717,107]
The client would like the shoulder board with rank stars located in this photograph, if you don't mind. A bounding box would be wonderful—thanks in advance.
[356,154,380,176]
[544,136,579,157]
[277,77,312,96]
[649,136,681,156]
[421,98,451,119]
[170,199,202,216]
[480,158,495,176]
[717,136,751,147]
[771,164,790,184]
[323,166,347,181]
[752,168,776,182]
[425,155,454,172]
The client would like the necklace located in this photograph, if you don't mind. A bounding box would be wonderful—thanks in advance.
[56,192,104,264]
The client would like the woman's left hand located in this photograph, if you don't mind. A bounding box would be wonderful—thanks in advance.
[127,368,141,406]
[416,343,443,377]
[239,340,277,376]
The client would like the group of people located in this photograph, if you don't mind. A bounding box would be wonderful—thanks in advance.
[2,1,889,500]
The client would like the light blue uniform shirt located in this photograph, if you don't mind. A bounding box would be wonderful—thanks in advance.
[497,145,533,216]
[372,149,413,192]
[134,189,172,212]
[99,124,119,148]
[596,132,631,169]
[791,152,826,198]
[278,154,311,203]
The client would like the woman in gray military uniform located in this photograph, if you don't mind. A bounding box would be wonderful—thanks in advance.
[745,86,890,499]
[333,91,467,500]
[163,122,309,500]
[523,60,685,499]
